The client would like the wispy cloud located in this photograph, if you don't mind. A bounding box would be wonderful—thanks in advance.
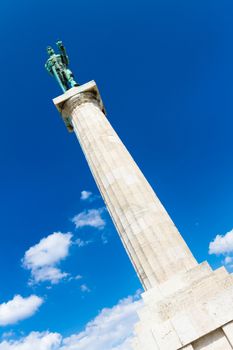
[75,238,92,247]
[80,284,91,293]
[224,256,233,265]
[0,295,43,326]
[68,274,83,282]
[61,292,142,349]
[22,232,73,285]
[80,190,100,203]
[0,292,142,349]
[80,190,92,201]
[1,331,15,339]
[74,275,82,280]
[72,208,106,230]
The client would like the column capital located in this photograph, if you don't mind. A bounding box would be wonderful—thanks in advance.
[53,80,106,132]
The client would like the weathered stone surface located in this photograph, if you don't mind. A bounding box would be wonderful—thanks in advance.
[53,81,233,349]
[54,81,196,291]
[135,262,233,349]
[193,328,232,350]
[223,321,233,346]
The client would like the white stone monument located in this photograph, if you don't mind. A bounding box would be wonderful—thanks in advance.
[53,81,233,350]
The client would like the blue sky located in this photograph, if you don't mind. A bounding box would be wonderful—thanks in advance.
[0,0,233,348]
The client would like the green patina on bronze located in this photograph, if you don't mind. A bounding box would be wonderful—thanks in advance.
[45,41,78,92]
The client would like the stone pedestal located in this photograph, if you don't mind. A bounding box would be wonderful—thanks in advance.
[132,262,233,349]
[53,81,233,349]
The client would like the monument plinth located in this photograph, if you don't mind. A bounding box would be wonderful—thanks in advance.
[47,42,233,350]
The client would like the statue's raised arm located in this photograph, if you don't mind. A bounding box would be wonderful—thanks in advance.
[57,40,69,66]
[45,40,78,92]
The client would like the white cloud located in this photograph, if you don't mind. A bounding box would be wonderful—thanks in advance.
[80,191,92,201]
[22,232,73,284]
[29,267,69,285]
[2,331,15,339]
[23,232,73,268]
[68,275,83,282]
[80,284,90,293]
[75,238,92,247]
[80,191,100,202]
[74,275,82,280]
[60,292,142,350]
[209,229,233,255]
[0,292,142,350]
[0,331,61,350]
[0,295,43,326]
[72,208,106,230]
[224,256,233,265]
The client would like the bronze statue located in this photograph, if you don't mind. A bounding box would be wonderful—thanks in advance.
[45,41,78,92]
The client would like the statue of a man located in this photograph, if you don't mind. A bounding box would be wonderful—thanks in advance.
[45,41,79,92]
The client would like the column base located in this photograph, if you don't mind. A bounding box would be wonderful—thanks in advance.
[132,262,233,349]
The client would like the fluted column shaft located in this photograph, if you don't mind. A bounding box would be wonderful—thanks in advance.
[54,83,197,290]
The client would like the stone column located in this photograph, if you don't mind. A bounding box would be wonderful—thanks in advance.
[53,81,233,350]
[53,81,197,290]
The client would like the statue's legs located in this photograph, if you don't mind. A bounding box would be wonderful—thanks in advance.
[65,69,78,87]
